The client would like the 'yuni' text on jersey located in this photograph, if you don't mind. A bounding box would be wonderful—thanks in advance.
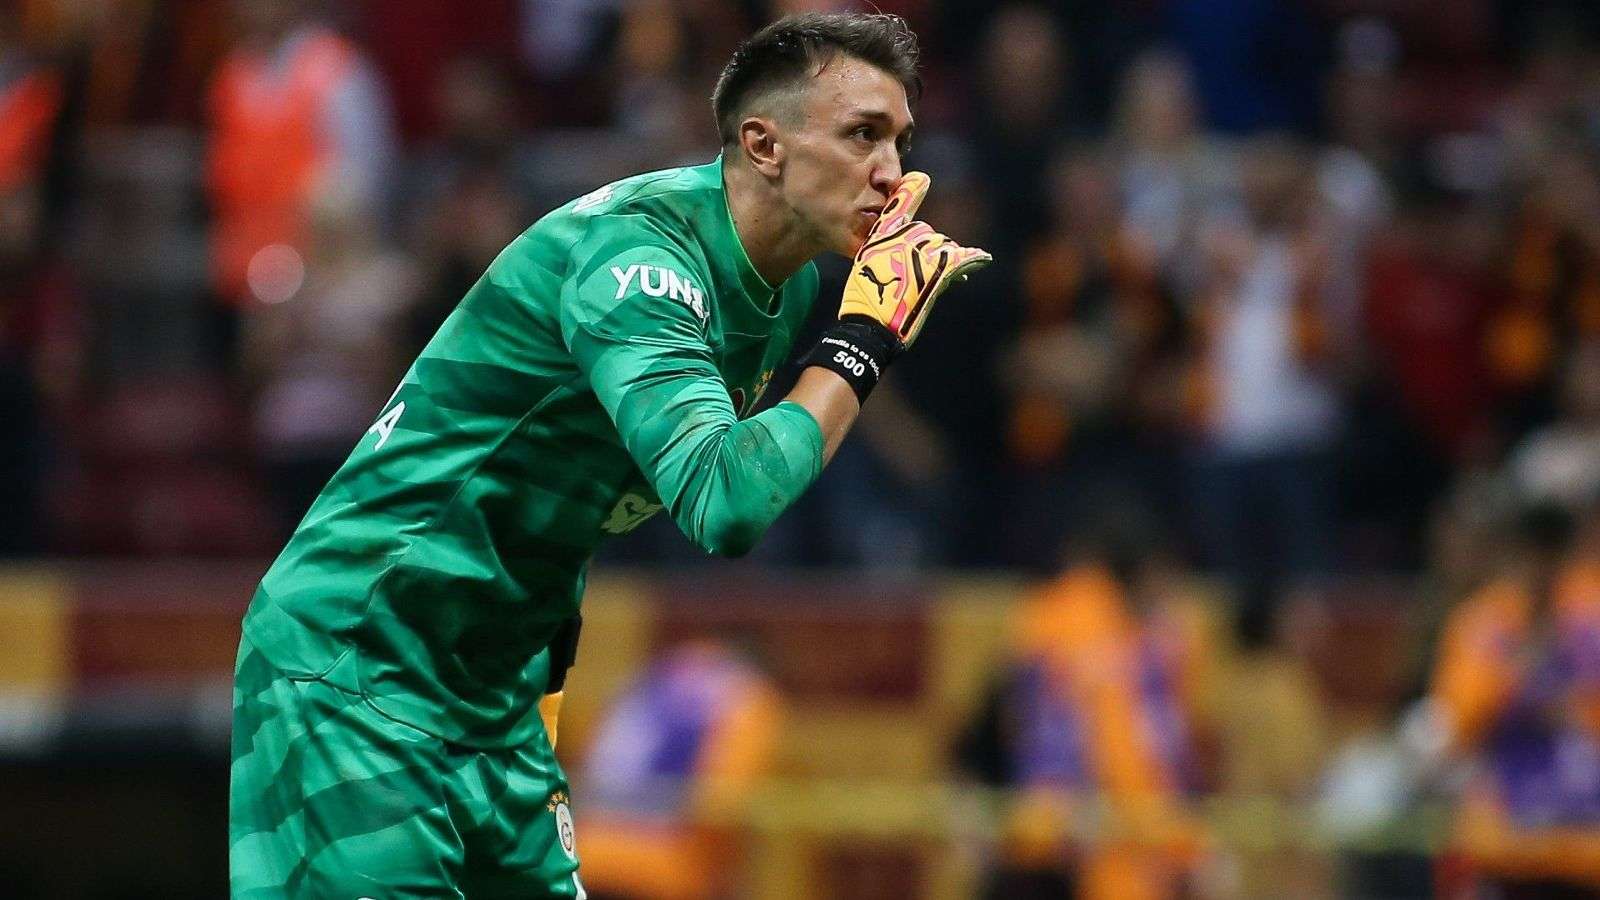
[243,158,822,747]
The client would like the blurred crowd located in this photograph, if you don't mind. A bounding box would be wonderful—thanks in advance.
[8,0,1600,894]
[2,0,1599,579]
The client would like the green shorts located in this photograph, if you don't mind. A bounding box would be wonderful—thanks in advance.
[229,637,585,898]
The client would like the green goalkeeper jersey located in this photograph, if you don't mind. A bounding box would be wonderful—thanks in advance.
[242,157,823,748]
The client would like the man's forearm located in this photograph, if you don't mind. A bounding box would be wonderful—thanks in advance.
[784,366,862,465]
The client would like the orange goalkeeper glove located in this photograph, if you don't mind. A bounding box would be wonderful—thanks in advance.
[839,171,992,346]
[804,172,992,404]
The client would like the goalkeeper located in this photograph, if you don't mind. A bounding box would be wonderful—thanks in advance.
[230,11,988,899]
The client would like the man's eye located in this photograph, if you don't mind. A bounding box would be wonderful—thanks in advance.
[851,126,874,141]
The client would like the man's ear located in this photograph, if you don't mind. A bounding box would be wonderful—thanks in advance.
[738,117,784,178]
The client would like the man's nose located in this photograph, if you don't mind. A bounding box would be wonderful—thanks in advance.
[870,147,902,197]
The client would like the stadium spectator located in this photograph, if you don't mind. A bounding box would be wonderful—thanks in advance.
[0,15,61,195]
[0,11,71,553]
[1363,182,1501,467]
[1165,0,1324,135]
[1428,504,1600,896]
[968,5,1074,258]
[1111,48,1235,299]
[1492,139,1600,439]
[1323,18,1403,181]
[1493,19,1600,196]
[517,0,620,85]
[0,179,77,555]
[355,0,520,141]
[611,0,743,168]
[1508,341,1600,516]
[1183,135,1343,632]
[205,0,396,315]
[1316,19,1396,355]
[243,184,419,535]
[576,641,783,900]
[956,527,1217,900]
[998,144,1186,568]
[400,54,533,228]
[1354,175,1503,567]
[402,163,529,359]
[49,0,226,129]
[398,55,535,356]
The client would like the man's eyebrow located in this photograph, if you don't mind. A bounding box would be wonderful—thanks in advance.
[849,109,899,126]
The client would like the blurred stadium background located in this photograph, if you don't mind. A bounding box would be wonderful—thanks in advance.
[5,0,1600,897]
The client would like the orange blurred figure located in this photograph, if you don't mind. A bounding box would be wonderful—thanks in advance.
[1431,507,1600,896]
[576,642,783,900]
[960,528,1216,899]
[205,0,394,308]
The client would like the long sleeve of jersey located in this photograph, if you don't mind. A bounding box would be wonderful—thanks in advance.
[560,235,824,557]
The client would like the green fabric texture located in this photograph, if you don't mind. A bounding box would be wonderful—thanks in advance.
[230,638,586,898]
[239,157,822,748]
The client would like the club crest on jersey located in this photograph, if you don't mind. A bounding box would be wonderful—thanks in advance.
[611,263,708,324]
[555,802,576,859]
[546,790,578,861]
[601,491,663,535]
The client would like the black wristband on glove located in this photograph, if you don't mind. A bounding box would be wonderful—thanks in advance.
[801,317,902,405]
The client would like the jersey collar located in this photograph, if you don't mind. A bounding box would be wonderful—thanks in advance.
[694,155,784,322]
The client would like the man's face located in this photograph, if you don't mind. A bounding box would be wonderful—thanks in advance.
[775,54,914,256]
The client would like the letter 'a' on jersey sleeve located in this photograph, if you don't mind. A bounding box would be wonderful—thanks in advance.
[560,234,823,557]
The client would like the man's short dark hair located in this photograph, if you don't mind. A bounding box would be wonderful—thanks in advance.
[712,12,921,146]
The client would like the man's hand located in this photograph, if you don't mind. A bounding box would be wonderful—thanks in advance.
[802,171,992,408]
[839,171,992,347]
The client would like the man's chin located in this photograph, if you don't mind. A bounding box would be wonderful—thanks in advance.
[842,229,870,257]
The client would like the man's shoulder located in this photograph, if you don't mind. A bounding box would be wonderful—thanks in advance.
[485,163,715,285]
[549,160,720,233]
[506,161,717,273]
